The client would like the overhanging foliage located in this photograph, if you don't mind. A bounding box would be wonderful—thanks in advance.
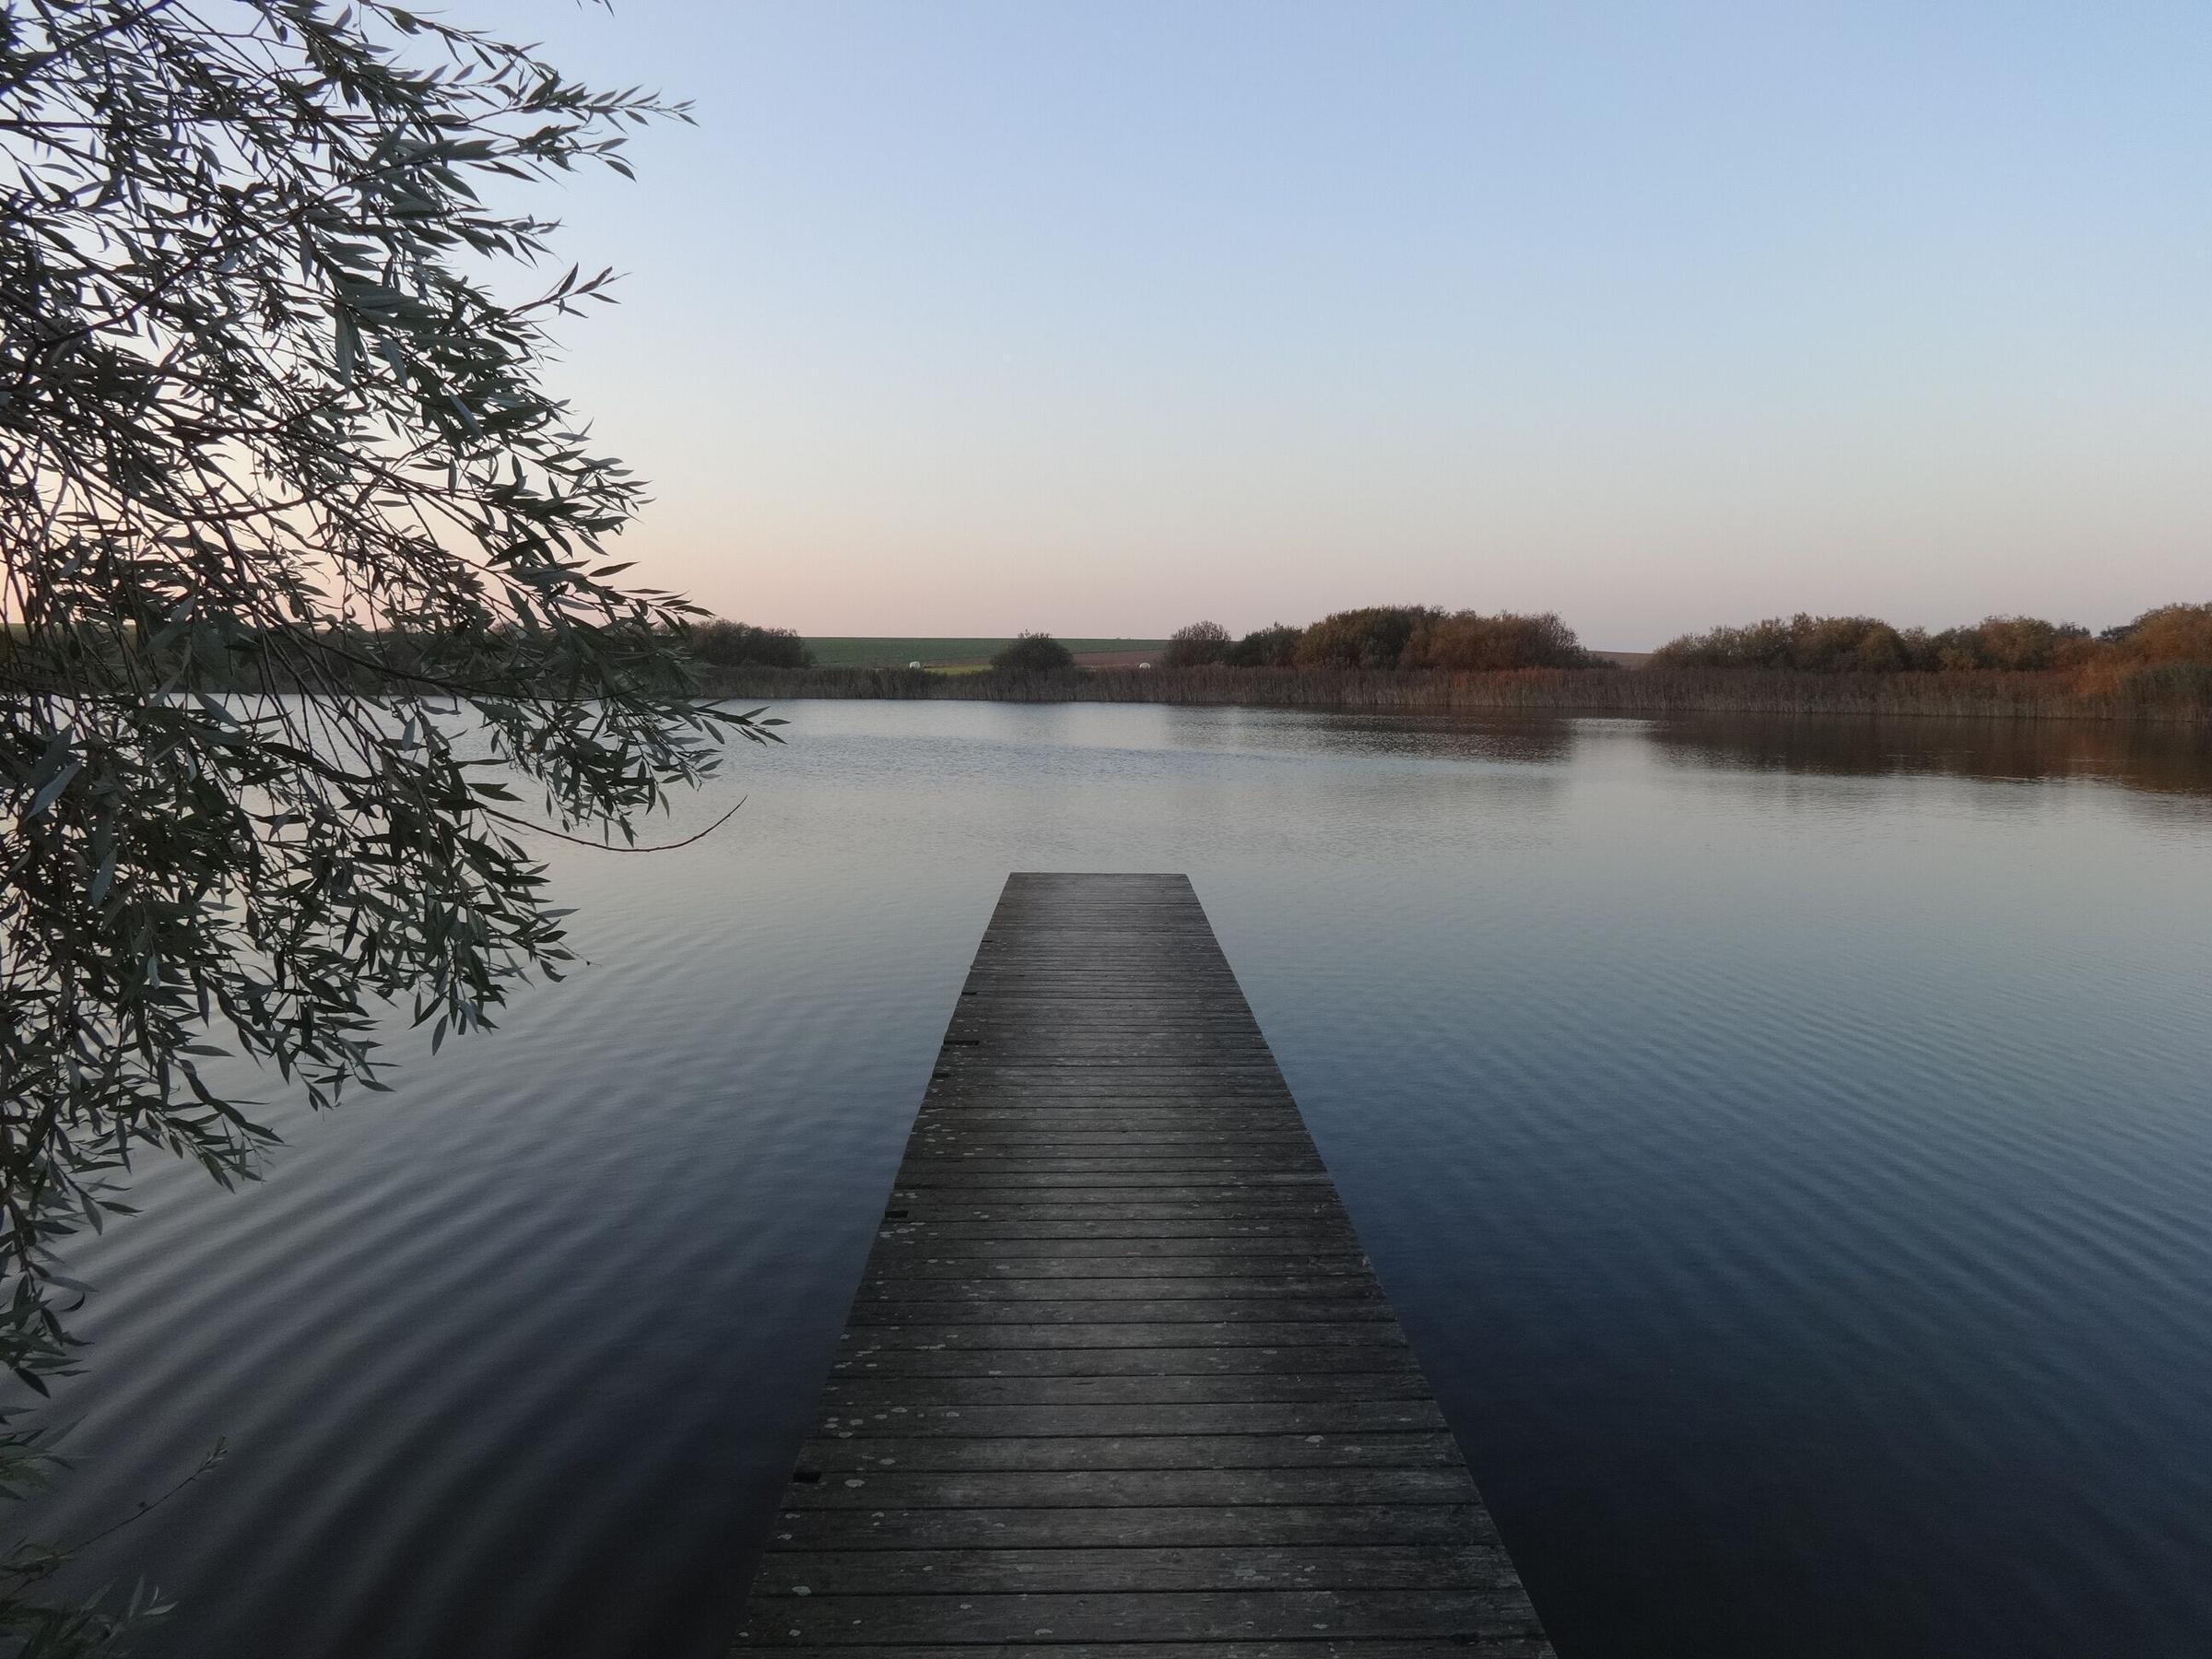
[1,4,759,1639]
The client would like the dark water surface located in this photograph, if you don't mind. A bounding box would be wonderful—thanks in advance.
[27,704,2212,1659]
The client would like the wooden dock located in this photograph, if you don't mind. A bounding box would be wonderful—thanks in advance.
[731,872,1554,1658]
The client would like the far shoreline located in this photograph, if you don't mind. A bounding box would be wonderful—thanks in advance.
[694,663,2212,724]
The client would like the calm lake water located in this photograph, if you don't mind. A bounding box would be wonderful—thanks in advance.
[25,702,2212,1658]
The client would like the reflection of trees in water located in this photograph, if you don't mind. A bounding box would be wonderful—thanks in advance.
[1161,707,1583,767]
[1164,703,2211,808]
[1312,712,1582,767]
[1643,715,2212,800]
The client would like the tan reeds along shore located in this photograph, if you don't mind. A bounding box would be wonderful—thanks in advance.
[695,664,2212,722]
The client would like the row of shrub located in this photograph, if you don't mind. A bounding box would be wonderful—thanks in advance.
[1651,604,2212,675]
[681,611,1593,677]
[1159,608,1595,672]
[1166,603,2212,677]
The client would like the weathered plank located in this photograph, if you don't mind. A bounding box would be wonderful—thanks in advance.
[750,1546,1516,1594]
[811,1401,1449,1436]
[843,1322,1408,1349]
[877,1219,1362,1242]
[885,1204,1359,1224]
[820,1372,1432,1407]
[866,1256,1377,1279]
[734,1588,1539,1645]
[794,1432,1468,1473]
[849,1297,1396,1324]
[856,1282,1393,1306]
[832,1345,1427,1380]
[768,1506,1502,1551]
[730,873,1551,1657]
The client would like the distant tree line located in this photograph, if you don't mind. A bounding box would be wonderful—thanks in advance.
[1653,604,2212,675]
[1163,607,1596,671]
[688,601,2212,688]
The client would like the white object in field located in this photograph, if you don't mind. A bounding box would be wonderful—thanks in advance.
[909,660,922,668]
[1139,662,1152,669]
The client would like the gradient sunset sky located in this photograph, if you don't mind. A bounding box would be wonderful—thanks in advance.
[473,1,2206,648]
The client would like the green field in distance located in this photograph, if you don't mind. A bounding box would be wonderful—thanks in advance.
[804,637,1167,667]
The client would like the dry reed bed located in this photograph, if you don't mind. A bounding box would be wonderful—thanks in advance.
[698,665,2212,722]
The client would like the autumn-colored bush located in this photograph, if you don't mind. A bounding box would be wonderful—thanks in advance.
[1405,609,1596,671]
[1654,611,2117,674]
[1162,619,1232,667]
[1292,606,1440,669]
[2109,603,2212,665]
[1949,615,2096,671]
[1655,613,1910,671]
[1224,622,1301,666]
[1285,606,1594,671]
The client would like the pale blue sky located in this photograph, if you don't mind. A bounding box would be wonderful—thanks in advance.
[473,2,2207,646]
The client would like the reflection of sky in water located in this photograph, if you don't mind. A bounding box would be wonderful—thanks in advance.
[22,703,2212,1659]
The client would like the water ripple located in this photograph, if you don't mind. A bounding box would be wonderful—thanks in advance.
[13,704,2212,1659]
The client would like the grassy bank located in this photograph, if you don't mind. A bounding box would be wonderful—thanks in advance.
[697,663,2212,722]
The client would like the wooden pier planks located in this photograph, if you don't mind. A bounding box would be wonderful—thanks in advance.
[731,872,1554,1659]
